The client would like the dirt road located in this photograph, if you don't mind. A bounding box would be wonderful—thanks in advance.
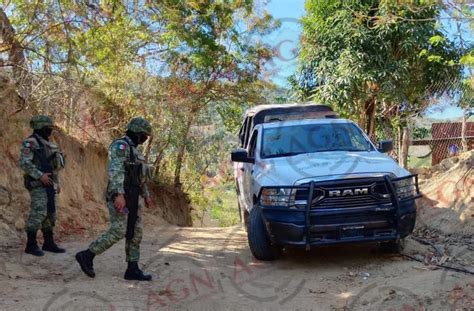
[0,225,472,310]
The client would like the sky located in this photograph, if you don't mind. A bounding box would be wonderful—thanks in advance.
[263,0,305,86]
[263,0,473,120]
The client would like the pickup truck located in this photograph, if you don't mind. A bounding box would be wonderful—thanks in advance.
[231,104,421,260]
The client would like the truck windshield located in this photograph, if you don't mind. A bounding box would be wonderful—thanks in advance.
[261,123,373,158]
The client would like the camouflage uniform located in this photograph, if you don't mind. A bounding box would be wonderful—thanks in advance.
[20,115,65,256]
[76,117,153,280]
[19,118,64,232]
[88,135,150,262]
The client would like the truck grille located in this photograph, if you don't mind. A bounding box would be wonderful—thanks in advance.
[296,180,392,209]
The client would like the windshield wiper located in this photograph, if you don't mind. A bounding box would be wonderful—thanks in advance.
[344,148,370,152]
[264,148,371,158]
[264,152,304,158]
[317,148,368,152]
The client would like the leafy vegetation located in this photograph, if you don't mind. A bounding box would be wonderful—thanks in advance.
[291,0,464,142]
[1,0,472,226]
[1,1,280,225]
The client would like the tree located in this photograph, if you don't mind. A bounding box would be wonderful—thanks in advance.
[2,1,278,225]
[148,0,275,186]
[445,0,473,151]
[292,0,461,138]
[0,7,29,101]
[4,0,276,184]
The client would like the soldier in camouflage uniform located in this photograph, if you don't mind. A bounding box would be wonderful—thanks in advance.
[76,117,154,281]
[20,115,66,256]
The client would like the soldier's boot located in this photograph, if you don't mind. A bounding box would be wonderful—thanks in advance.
[75,249,96,278]
[124,261,152,281]
[42,229,66,253]
[25,231,44,257]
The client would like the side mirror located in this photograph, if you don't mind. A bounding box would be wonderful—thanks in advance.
[231,148,255,163]
[378,140,393,153]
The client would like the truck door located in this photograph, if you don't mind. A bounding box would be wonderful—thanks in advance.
[243,130,258,210]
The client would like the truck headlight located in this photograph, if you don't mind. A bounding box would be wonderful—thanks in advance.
[393,177,416,200]
[260,188,299,207]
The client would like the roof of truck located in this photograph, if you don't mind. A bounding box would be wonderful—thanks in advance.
[244,103,334,116]
[243,104,338,128]
[258,118,353,129]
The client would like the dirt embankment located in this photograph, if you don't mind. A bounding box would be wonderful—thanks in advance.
[413,150,473,237]
[0,77,191,247]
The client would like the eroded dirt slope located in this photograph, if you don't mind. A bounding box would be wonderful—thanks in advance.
[415,150,473,237]
[0,77,191,247]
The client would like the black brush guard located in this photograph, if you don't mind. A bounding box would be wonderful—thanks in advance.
[258,174,422,249]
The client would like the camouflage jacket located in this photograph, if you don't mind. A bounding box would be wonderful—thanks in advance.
[19,134,64,185]
[107,136,151,199]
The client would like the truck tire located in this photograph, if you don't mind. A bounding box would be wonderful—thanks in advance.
[380,238,405,253]
[247,206,281,260]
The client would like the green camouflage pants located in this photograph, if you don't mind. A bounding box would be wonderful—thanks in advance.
[26,187,54,232]
[89,200,143,262]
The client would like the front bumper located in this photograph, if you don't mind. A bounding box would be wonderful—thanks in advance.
[259,175,421,248]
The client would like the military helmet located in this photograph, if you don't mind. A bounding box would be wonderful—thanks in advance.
[127,117,152,136]
[30,115,54,130]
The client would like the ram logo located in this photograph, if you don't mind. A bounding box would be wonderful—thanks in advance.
[328,188,369,197]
